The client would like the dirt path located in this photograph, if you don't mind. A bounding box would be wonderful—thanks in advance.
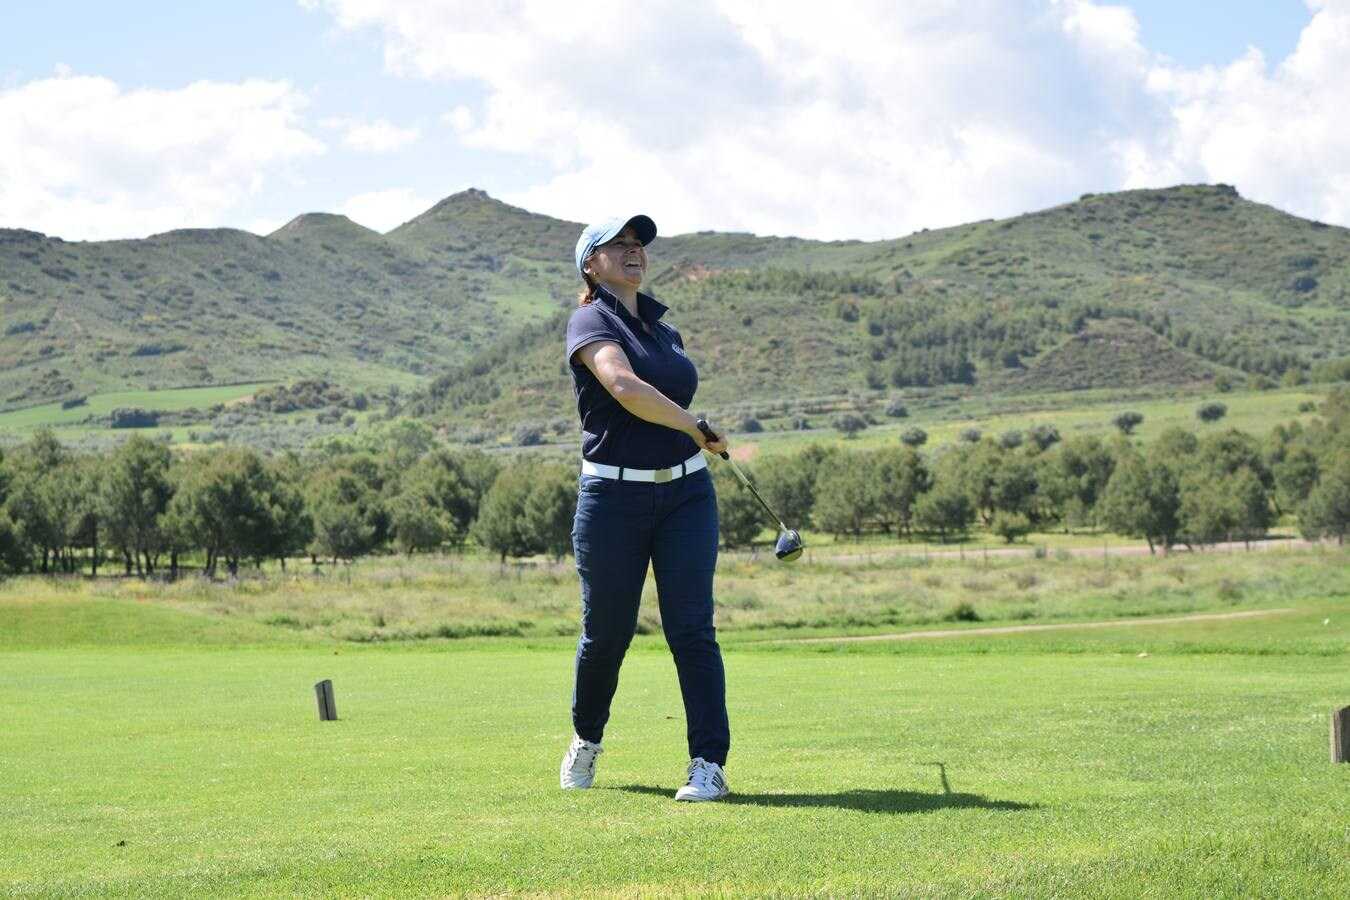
[760,607,1299,645]
[812,538,1322,566]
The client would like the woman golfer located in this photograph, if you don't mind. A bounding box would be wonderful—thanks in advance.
[559,213,731,802]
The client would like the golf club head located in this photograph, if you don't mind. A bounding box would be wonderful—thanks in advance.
[775,529,804,562]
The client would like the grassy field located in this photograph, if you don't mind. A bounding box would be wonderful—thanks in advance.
[737,385,1326,460]
[0,383,273,430]
[2,546,1349,896]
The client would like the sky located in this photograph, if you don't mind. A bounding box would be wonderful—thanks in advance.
[1,0,1344,243]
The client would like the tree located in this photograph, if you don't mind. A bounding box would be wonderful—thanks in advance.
[1036,435,1115,531]
[1300,451,1350,543]
[521,463,576,562]
[991,510,1033,543]
[1176,430,1274,546]
[900,427,928,448]
[472,463,575,562]
[1179,467,1272,546]
[98,435,172,575]
[914,480,974,542]
[365,417,438,469]
[163,448,291,575]
[998,430,1024,450]
[812,452,878,540]
[0,512,28,574]
[3,430,75,573]
[755,453,821,531]
[942,440,1002,525]
[1197,401,1228,423]
[1112,411,1144,435]
[1098,448,1181,554]
[388,490,450,555]
[1026,424,1062,451]
[1273,446,1320,514]
[831,412,868,439]
[307,467,380,564]
[871,446,930,536]
[713,464,766,549]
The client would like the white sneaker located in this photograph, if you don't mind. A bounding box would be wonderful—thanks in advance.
[560,734,603,789]
[674,757,729,802]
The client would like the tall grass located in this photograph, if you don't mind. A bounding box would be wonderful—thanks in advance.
[4,543,1345,647]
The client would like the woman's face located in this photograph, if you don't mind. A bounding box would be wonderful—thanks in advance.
[585,226,647,291]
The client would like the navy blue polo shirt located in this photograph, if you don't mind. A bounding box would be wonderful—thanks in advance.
[566,285,701,469]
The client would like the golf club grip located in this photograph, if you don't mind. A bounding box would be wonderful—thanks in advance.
[696,419,730,459]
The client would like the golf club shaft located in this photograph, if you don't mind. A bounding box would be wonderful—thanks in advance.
[724,455,791,533]
[697,420,790,533]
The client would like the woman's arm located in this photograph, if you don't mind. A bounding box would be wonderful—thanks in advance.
[576,340,728,455]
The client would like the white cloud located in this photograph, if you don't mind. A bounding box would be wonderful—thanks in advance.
[336,187,433,232]
[306,0,1350,238]
[0,74,324,240]
[1124,2,1350,226]
[441,105,474,133]
[322,116,422,152]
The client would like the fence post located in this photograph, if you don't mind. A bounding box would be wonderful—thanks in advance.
[1333,706,1350,763]
[315,679,337,721]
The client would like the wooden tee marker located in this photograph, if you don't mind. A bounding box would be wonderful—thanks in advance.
[1334,706,1350,763]
[315,679,338,721]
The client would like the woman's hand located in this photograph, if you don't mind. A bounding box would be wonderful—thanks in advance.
[692,419,729,457]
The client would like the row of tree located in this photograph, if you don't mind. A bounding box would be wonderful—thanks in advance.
[721,389,1350,551]
[2,390,1347,576]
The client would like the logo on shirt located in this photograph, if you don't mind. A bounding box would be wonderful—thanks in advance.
[671,343,688,358]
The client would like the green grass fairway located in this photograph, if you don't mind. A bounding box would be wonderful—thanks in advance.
[3,593,1349,895]
[0,383,273,438]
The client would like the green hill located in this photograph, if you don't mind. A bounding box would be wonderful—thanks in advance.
[409,185,1350,431]
[2,184,1348,443]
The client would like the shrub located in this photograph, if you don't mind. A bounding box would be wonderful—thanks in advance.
[831,412,868,439]
[1027,424,1062,450]
[1196,402,1228,423]
[900,427,928,447]
[512,425,544,447]
[991,510,1033,544]
[1213,375,1232,393]
[1247,375,1276,391]
[791,414,810,431]
[1290,276,1318,292]
[958,428,982,444]
[883,397,909,418]
[944,602,981,622]
[736,416,764,433]
[998,430,1024,450]
[130,341,187,357]
[1112,411,1144,435]
[60,396,87,410]
[109,407,158,428]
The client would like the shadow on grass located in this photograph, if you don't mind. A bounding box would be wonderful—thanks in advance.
[607,784,1035,814]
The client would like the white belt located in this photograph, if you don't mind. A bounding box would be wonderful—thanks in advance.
[581,452,707,483]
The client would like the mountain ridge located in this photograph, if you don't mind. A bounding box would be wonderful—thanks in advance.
[1,185,1347,439]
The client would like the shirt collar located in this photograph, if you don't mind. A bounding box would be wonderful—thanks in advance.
[594,283,668,324]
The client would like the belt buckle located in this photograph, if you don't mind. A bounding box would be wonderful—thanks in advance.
[654,467,673,484]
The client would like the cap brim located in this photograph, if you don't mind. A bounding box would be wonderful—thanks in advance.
[622,214,657,246]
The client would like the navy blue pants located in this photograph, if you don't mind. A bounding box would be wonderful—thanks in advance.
[571,467,729,765]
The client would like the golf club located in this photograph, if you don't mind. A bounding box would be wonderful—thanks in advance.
[697,420,804,562]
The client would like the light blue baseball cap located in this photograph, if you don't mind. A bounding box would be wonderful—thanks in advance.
[575,214,657,276]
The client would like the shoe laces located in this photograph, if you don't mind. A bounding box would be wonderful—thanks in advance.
[566,736,601,775]
[685,757,720,787]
